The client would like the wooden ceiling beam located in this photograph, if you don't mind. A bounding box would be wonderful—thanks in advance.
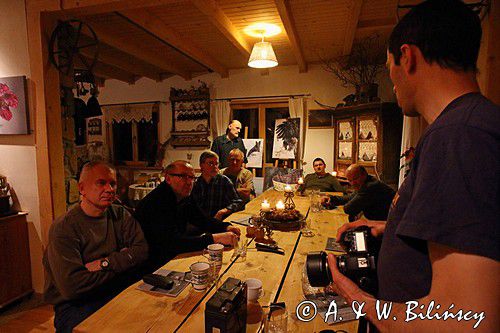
[86,24,191,80]
[357,17,397,30]
[119,9,229,78]
[191,0,251,58]
[274,0,307,73]
[75,54,137,84]
[78,36,162,82]
[56,0,182,16]
[342,0,364,56]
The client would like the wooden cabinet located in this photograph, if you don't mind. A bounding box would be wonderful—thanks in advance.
[333,103,403,187]
[169,84,211,148]
[0,212,33,308]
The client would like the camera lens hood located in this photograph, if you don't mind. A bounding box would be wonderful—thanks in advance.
[306,251,332,287]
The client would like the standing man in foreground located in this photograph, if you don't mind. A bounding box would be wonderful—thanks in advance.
[211,119,248,168]
[43,162,148,332]
[134,160,240,272]
[328,1,499,332]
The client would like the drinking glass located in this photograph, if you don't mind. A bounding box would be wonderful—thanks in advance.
[301,218,314,237]
[263,304,288,333]
[232,236,247,262]
[309,189,321,213]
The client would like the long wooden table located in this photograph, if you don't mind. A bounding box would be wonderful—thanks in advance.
[76,190,358,332]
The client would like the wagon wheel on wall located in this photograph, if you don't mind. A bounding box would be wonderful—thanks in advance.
[49,20,99,76]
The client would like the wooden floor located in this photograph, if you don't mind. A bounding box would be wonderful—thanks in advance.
[0,295,55,332]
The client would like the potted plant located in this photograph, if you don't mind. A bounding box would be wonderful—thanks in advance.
[320,34,386,104]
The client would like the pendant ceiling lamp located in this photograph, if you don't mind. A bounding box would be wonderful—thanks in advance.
[248,37,278,68]
[245,23,281,69]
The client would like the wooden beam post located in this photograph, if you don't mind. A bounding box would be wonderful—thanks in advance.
[26,1,67,245]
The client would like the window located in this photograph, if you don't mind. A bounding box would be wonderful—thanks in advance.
[232,101,290,175]
[104,102,160,166]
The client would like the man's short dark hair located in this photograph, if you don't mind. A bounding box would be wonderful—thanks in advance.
[200,151,218,165]
[313,158,326,166]
[388,0,481,72]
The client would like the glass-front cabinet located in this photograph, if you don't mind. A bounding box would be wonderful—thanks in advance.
[333,103,402,188]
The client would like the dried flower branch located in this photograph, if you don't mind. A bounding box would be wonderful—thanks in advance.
[319,34,386,90]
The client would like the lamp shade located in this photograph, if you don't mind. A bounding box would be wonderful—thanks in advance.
[248,41,278,68]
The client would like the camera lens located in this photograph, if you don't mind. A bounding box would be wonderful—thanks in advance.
[306,251,332,287]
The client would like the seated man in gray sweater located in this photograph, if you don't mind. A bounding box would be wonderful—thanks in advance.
[323,164,395,221]
[43,162,148,332]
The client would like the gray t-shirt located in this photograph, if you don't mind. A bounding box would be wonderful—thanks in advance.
[377,93,500,302]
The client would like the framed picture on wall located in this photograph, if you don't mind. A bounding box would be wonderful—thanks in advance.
[308,109,332,128]
[0,76,29,135]
[272,118,300,159]
[243,139,263,168]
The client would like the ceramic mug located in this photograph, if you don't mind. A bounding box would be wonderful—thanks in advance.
[189,262,210,291]
[203,243,224,277]
[245,278,263,302]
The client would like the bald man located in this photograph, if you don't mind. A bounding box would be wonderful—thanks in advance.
[323,164,395,221]
[43,161,148,332]
[211,119,248,168]
[134,160,240,272]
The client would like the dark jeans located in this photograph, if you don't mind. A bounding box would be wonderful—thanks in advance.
[53,295,113,332]
[52,271,146,332]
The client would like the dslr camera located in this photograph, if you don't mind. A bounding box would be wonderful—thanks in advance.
[306,226,380,294]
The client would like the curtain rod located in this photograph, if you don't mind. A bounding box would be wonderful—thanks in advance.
[100,100,167,107]
[212,93,311,101]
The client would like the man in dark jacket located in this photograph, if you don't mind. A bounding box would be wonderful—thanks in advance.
[322,164,395,221]
[134,160,240,272]
[211,120,247,168]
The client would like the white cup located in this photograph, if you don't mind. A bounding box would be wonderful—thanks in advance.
[189,262,210,291]
[246,278,263,302]
[203,243,224,277]
[203,243,224,262]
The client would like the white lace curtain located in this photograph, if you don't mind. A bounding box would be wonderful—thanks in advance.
[288,97,306,166]
[102,102,160,123]
[398,115,428,187]
[210,100,231,138]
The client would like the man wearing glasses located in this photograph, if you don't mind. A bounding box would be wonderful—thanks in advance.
[192,151,243,220]
[322,164,395,222]
[134,160,240,273]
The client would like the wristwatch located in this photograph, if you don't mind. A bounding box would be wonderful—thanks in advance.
[100,258,110,270]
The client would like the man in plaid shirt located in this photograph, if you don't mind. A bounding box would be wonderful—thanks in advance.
[192,151,243,220]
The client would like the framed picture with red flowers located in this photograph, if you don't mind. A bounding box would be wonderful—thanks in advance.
[0,76,29,135]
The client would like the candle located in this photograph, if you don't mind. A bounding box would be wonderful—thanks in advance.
[261,200,271,212]
[276,200,285,210]
[284,185,293,193]
[331,171,338,177]
[298,177,304,185]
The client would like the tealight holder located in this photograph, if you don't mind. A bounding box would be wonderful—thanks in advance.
[283,191,296,210]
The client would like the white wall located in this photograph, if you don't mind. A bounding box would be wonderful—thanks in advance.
[100,65,395,174]
[0,0,44,292]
